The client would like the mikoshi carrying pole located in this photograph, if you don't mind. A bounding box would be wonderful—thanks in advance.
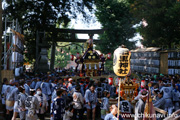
[113,45,131,119]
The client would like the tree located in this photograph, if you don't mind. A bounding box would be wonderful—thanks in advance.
[94,0,136,72]
[3,0,95,62]
[95,0,136,53]
[48,42,83,69]
[130,0,180,48]
[4,0,94,31]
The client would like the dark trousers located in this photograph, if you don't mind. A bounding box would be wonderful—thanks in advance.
[37,113,45,120]
[48,99,51,113]
[2,104,6,118]
[7,110,13,120]
[73,109,83,120]
[96,102,101,118]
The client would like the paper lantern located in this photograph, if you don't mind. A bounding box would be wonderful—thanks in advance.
[141,80,146,88]
[108,77,113,85]
[70,55,74,61]
[107,53,111,59]
[113,46,131,77]
[76,52,80,59]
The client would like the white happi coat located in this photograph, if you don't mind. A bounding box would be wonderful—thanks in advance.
[34,93,48,114]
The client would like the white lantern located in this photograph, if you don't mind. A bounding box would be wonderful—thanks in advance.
[113,46,131,77]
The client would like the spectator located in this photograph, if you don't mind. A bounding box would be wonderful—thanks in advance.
[84,84,98,120]
[14,86,27,120]
[104,105,119,120]
[51,89,65,120]
[72,85,84,120]
[35,87,48,120]
[25,89,40,120]
[101,90,110,120]
[135,89,148,120]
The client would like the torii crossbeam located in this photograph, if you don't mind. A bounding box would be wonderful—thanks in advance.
[35,28,105,72]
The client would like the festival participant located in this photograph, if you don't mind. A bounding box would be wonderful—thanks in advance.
[104,105,119,120]
[30,78,37,89]
[100,90,110,120]
[6,79,19,120]
[14,86,27,120]
[84,77,90,90]
[172,84,180,111]
[63,105,73,120]
[79,79,85,96]
[134,80,148,101]
[101,78,109,91]
[84,84,98,120]
[25,89,39,120]
[67,78,73,89]
[153,91,166,120]
[5,79,14,120]
[24,79,31,95]
[1,78,8,118]
[135,89,148,120]
[72,85,84,120]
[152,89,159,103]
[61,87,68,105]
[96,81,103,98]
[109,79,116,98]
[151,83,159,96]
[51,86,59,103]
[35,88,48,120]
[40,78,52,112]
[51,89,65,120]
[160,80,173,115]
[57,78,64,88]
[35,77,42,90]
[63,78,68,87]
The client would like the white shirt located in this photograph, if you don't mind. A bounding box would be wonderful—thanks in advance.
[34,93,48,114]
[73,91,84,109]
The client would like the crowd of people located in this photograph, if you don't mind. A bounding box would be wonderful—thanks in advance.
[1,72,180,120]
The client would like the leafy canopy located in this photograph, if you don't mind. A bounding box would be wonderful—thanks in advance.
[95,0,136,54]
[4,0,95,31]
[94,0,136,72]
[130,0,180,48]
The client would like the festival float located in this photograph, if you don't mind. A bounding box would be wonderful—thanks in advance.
[72,38,111,77]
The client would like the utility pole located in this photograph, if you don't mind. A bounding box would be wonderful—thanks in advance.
[0,0,2,89]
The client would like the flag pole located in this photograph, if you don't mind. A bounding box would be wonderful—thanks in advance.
[117,77,121,120]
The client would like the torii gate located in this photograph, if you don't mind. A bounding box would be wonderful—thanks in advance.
[35,28,104,73]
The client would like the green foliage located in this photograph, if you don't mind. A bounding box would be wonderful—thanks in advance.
[130,0,180,48]
[51,42,83,68]
[95,0,136,54]
[24,33,36,63]
[4,0,94,31]
[94,0,136,73]
[104,59,113,72]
